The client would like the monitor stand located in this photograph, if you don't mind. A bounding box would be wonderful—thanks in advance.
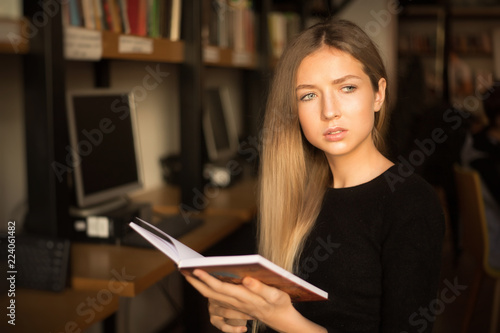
[69,196,129,218]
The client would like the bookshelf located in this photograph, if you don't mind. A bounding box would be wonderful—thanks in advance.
[398,4,500,103]
[100,30,184,62]
[203,46,257,69]
[15,0,274,240]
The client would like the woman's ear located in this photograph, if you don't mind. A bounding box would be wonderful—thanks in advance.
[374,78,386,112]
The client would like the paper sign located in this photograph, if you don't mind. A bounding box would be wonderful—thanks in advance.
[232,51,252,67]
[64,26,102,60]
[203,46,220,63]
[0,21,20,42]
[118,35,153,54]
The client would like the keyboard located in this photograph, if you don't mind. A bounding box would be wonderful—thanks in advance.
[121,214,204,248]
[1,235,71,292]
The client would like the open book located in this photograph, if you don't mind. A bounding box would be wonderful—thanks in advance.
[129,218,328,302]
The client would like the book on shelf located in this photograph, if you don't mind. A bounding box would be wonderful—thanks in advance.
[205,0,256,53]
[268,11,300,59]
[129,218,329,302]
[63,0,182,41]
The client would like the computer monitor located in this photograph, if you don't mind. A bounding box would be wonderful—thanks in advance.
[203,86,239,162]
[66,90,143,216]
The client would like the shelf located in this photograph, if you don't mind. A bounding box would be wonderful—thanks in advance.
[400,5,445,19]
[400,4,500,19]
[455,51,494,58]
[398,51,436,58]
[0,19,29,54]
[450,6,500,18]
[203,45,258,69]
[101,31,184,63]
[64,26,184,63]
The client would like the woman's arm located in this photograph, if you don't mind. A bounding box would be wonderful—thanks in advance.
[184,269,327,333]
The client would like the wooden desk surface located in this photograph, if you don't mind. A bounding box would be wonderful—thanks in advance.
[0,288,119,333]
[3,179,258,330]
[131,177,258,221]
[71,214,247,297]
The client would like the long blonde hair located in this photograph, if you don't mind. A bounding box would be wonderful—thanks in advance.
[258,19,390,274]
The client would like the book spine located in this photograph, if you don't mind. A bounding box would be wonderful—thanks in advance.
[81,0,96,29]
[169,0,181,41]
[148,0,160,38]
[69,0,83,27]
[268,12,286,58]
[162,0,172,39]
[137,0,147,36]
[119,0,131,34]
[62,1,71,27]
[102,0,114,31]
[92,0,102,30]
[111,0,123,33]
[127,0,139,35]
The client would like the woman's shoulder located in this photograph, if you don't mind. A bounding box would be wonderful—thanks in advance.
[379,164,444,220]
[378,165,445,242]
[380,164,439,200]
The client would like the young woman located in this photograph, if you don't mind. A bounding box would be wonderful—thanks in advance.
[185,19,445,333]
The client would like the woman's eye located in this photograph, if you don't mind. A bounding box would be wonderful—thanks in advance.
[300,93,316,101]
[342,85,356,93]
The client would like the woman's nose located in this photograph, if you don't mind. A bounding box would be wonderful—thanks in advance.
[322,95,341,120]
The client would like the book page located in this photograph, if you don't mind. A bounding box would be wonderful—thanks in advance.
[133,218,204,261]
[129,223,180,263]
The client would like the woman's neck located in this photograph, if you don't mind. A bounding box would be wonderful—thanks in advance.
[327,148,393,189]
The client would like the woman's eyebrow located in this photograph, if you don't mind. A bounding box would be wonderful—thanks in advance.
[296,75,362,91]
[331,74,362,85]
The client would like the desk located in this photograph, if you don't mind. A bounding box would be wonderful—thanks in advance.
[7,179,257,331]
[71,214,247,296]
[131,176,258,222]
[0,288,119,333]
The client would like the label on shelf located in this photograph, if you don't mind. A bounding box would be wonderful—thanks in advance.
[203,46,221,63]
[0,20,19,42]
[232,51,252,67]
[64,26,102,60]
[118,36,153,54]
[0,20,27,53]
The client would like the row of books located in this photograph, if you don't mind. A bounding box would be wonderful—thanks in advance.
[63,0,182,41]
[452,32,492,55]
[399,31,494,56]
[203,0,257,53]
[268,11,301,58]
[398,34,437,55]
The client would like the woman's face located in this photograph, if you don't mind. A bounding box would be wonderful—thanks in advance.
[296,46,386,162]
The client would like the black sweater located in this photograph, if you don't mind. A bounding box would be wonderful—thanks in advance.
[266,165,445,333]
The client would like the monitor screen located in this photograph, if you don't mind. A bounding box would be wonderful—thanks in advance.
[66,91,143,213]
[203,87,239,162]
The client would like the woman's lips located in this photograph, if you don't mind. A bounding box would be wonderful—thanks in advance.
[324,127,347,142]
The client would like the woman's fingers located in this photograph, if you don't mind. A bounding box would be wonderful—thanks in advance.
[210,315,248,333]
[242,276,290,305]
[190,269,265,306]
[184,272,234,303]
[209,299,253,320]
[192,269,243,296]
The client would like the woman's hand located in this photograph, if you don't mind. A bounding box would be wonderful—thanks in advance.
[208,298,252,332]
[183,269,327,333]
